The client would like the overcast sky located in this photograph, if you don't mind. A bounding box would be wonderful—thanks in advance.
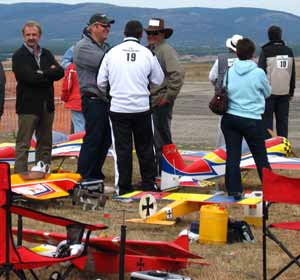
[0,0,299,16]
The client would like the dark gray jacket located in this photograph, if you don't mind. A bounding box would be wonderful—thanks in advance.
[73,33,110,101]
[216,52,237,89]
[0,62,6,117]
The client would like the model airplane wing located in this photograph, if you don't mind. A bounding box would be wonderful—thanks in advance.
[12,182,69,200]
[240,154,300,170]
[13,228,201,259]
[12,228,207,273]
[118,191,262,205]
[51,139,114,159]
[11,172,81,200]
[28,229,200,258]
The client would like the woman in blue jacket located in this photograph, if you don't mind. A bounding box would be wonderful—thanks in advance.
[221,38,271,199]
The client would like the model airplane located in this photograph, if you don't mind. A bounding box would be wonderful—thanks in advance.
[11,171,106,210]
[161,136,300,190]
[12,228,207,274]
[117,190,262,225]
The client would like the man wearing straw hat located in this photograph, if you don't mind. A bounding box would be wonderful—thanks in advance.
[145,18,185,176]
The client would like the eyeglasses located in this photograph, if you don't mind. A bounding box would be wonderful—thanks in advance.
[146,31,161,36]
[94,22,111,29]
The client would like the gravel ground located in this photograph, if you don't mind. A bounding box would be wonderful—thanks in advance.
[172,81,300,149]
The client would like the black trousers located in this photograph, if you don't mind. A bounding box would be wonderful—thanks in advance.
[262,95,290,138]
[109,110,156,195]
[152,102,174,175]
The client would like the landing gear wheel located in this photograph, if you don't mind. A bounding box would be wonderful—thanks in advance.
[72,186,80,205]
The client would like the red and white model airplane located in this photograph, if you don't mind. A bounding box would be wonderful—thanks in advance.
[161,136,300,190]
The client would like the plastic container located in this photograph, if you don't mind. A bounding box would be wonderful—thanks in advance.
[199,204,228,244]
[243,191,262,227]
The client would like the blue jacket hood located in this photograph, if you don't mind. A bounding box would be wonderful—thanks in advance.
[232,60,257,76]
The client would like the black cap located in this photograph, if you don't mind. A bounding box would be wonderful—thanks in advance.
[88,13,115,25]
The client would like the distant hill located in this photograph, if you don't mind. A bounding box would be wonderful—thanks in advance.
[1,3,300,55]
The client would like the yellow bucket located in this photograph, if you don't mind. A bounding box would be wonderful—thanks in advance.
[199,204,228,244]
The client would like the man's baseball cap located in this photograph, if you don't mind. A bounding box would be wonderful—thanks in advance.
[88,13,115,25]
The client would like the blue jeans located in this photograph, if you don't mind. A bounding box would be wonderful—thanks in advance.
[221,114,270,194]
[71,110,85,133]
[77,96,111,180]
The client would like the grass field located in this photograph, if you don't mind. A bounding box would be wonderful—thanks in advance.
[7,155,300,280]
[4,61,300,279]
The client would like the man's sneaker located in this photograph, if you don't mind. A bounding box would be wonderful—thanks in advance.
[31,161,50,173]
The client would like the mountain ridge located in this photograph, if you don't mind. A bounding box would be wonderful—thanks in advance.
[1,3,300,54]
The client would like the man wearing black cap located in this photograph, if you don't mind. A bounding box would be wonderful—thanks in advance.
[73,13,114,182]
[145,18,185,175]
[258,25,295,139]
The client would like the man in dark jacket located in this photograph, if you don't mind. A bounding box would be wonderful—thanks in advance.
[12,20,64,173]
[258,25,295,139]
[0,62,5,118]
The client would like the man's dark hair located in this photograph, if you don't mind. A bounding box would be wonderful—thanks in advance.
[268,25,282,41]
[124,20,143,39]
[236,38,256,60]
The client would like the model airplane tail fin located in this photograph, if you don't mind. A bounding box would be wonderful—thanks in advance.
[162,144,186,170]
[161,144,186,191]
[265,136,291,156]
[173,234,189,251]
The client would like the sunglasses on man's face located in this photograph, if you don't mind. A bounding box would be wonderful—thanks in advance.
[94,22,111,29]
[146,31,161,36]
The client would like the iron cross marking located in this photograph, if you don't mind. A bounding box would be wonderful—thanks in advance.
[142,196,154,217]
[137,257,145,271]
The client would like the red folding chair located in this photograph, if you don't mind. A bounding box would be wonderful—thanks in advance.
[0,162,107,280]
[263,168,300,280]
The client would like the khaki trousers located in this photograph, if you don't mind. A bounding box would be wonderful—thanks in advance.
[14,110,54,173]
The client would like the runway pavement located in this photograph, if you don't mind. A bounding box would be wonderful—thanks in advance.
[172,81,300,149]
